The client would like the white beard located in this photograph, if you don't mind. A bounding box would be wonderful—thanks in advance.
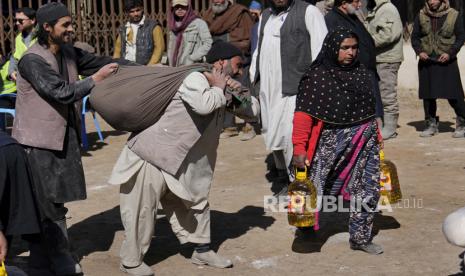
[211,2,229,14]
[346,4,357,15]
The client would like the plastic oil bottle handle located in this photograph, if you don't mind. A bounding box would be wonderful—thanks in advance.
[0,261,6,276]
[295,166,307,181]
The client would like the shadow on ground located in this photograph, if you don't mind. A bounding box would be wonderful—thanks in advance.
[449,251,465,276]
[67,205,275,266]
[407,120,455,133]
[264,153,290,195]
[80,130,127,156]
[68,206,123,258]
[291,210,401,254]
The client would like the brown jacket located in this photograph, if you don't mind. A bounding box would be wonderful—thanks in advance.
[204,3,254,54]
[12,44,79,151]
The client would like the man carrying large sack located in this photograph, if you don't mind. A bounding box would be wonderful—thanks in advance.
[12,3,128,275]
[109,41,259,276]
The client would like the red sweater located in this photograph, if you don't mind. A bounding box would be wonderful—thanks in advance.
[292,111,324,165]
[293,112,383,163]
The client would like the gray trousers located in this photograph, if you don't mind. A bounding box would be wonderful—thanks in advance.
[377,62,401,116]
[119,161,211,267]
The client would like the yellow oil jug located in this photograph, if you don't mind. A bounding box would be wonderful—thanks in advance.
[288,167,317,227]
[379,150,402,205]
[0,261,7,276]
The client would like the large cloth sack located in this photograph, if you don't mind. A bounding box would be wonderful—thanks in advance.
[89,64,209,132]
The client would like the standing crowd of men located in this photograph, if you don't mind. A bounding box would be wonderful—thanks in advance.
[0,0,464,275]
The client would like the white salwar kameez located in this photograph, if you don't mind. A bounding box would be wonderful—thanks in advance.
[250,5,327,175]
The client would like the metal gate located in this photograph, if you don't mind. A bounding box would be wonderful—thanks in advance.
[1,0,210,57]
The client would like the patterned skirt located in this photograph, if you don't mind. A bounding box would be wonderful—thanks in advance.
[309,119,380,245]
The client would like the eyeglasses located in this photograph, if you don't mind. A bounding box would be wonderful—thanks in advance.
[173,5,187,10]
[14,18,29,24]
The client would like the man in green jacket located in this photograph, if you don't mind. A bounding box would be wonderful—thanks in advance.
[0,59,16,95]
[366,0,403,140]
[0,53,16,130]
[8,7,37,82]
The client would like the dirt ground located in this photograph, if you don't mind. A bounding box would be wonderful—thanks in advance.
[8,45,465,276]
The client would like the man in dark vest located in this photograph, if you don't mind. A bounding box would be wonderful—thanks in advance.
[12,2,124,275]
[411,0,465,138]
[249,0,327,195]
[113,0,165,65]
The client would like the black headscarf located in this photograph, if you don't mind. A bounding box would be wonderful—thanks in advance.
[296,28,376,125]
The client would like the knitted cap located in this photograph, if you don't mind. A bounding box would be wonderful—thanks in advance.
[36,2,70,26]
[205,40,242,63]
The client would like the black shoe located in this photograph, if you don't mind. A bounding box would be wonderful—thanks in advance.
[273,184,289,199]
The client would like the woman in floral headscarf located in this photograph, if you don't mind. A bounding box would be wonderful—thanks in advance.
[167,0,213,66]
[292,28,383,255]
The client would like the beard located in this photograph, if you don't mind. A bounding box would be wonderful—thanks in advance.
[50,31,74,46]
[251,13,259,22]
[130,15,143,23]
[211,1,229,14]
[222,62,235,77]
[268,0,293,14]
[346,4,357,15]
